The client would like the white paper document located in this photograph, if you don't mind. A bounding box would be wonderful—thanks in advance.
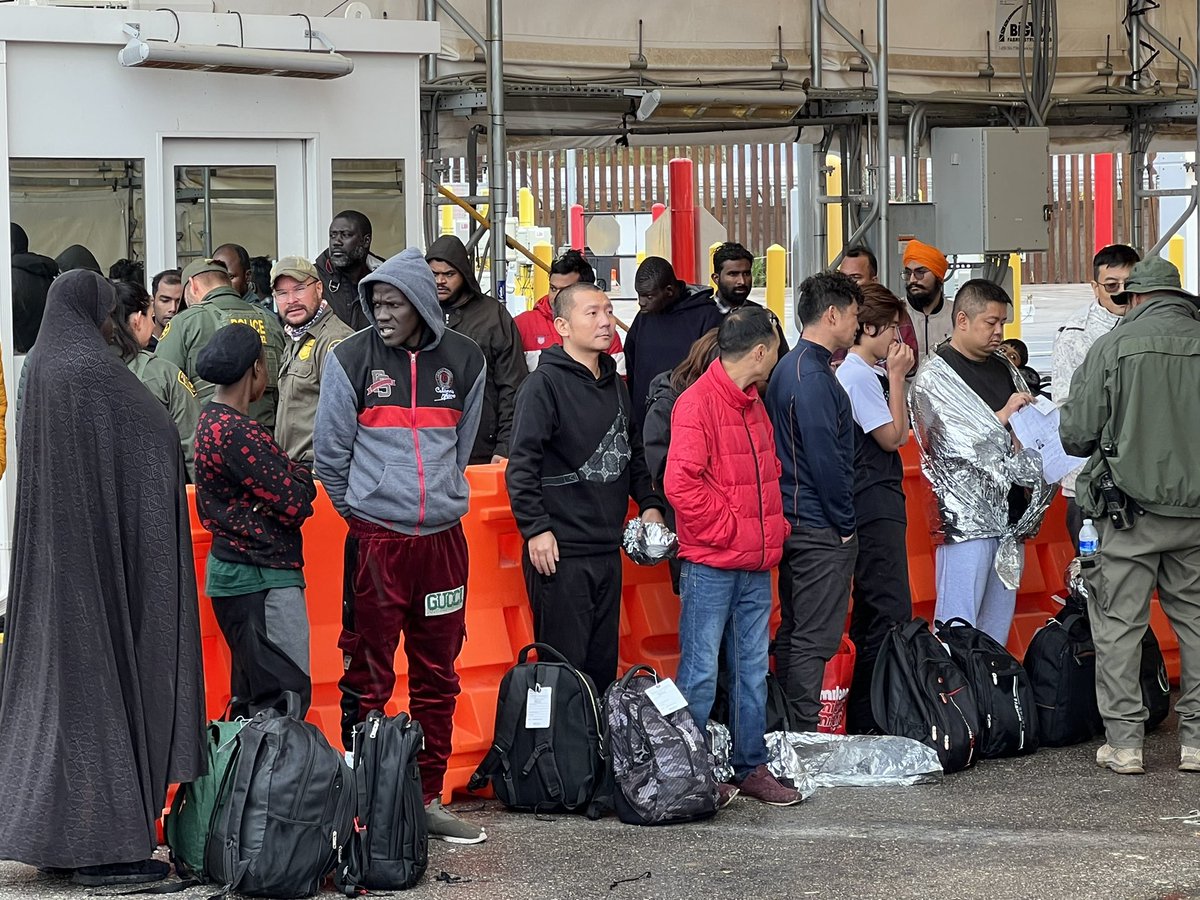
[1009,397,1088,485]
[525,686,552,729]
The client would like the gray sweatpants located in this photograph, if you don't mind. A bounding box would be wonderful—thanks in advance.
[934,538,1023,644]
[1084,512,1200,749]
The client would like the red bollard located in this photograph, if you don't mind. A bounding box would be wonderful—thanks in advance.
[1094,153,1114,252]
[570,204,585,251]
[651,202,666,222]
[668,158,696,282]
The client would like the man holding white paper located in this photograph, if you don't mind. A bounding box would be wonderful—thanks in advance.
[909,280,1055,642]
[666,306,799,806]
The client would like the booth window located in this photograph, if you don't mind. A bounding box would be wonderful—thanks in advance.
[175,165,278,264]
[332,159,405,256]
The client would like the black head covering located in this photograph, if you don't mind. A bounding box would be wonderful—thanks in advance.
[0,269,206,868]
[54,243,103,274]
[10,222,28,255]
[425,234,486,306]
[196,323,262,385]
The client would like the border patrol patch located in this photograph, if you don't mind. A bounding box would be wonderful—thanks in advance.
[425,586,465,617]
[178,370,196,395]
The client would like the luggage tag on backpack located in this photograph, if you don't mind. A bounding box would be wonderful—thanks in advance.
[645,678,689,716]
[525,685,552,729]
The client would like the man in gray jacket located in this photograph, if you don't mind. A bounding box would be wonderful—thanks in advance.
[314,247,487,844]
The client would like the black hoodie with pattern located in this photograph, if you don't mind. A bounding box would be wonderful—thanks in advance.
[506,344,662,557]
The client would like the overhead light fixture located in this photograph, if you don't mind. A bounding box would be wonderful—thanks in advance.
[118,28,353,80]
[632,88,807,122]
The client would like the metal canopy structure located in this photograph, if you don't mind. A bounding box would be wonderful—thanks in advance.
[416,0,1200,279]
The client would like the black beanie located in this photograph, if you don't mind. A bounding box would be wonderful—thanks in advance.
[196,323,262,385]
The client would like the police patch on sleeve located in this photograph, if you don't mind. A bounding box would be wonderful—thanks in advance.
[425,586,465,617]
[178,370,196,395]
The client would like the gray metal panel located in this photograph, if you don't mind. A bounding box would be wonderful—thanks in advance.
[870,202,936,296]
[983,127,1049,252]
[932,127,1050,254]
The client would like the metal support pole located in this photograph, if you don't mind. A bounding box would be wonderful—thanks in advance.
[1128,3,1142,91]
[421,0,439,245]
[423,0,438,83]
[201,166,212,258]
[876,0,889,266]
[1130,117,1145,251]
[905,104,925,202]
[486,0,507,301]
[810,0,822,88]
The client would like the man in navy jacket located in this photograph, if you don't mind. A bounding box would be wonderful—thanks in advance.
[766,272,862,731]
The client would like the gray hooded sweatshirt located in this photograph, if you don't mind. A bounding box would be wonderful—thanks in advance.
[314,248,487,534]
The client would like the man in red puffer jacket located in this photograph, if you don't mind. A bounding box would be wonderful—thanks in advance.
[665,305,798,807]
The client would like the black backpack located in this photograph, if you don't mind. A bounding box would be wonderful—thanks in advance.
[206,693,355,898]
[469,643,604,813]
[335,710,428,894]
[935,618,1039,758]
[1022,612,1103,747]
[871,618,980,773]
[601,665,718,826]
[1142,627,1172,731]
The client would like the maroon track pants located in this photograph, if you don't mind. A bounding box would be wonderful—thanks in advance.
[339,518,468,803]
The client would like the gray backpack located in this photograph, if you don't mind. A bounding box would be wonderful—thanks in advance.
[601,665,718,826]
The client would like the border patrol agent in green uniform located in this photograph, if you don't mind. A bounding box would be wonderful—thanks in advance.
[156,258,285,431]
[272,256,354,466]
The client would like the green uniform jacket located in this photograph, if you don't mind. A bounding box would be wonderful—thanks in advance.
[276,308,354,465]
[127,349,200,480]
[1059,293,1200,518]
[155,285,285,430]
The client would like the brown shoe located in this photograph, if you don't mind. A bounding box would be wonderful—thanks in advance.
[737,764,803,806]
[716,783,739,809]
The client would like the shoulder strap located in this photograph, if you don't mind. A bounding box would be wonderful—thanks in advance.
[209,723,271,895]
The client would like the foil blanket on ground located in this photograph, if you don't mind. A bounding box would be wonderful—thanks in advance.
[908,354,1056,589]
[767,732,943,789]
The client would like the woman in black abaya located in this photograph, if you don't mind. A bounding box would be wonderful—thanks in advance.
[0,270,205,886]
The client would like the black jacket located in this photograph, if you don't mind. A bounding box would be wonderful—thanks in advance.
[623,282,723,432]
[506,345,661,556]
[426,235,529,463]
[11,252,57,352]
[315,248,384,332]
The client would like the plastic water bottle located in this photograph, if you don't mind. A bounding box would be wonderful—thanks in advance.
[1079,519,1099,558]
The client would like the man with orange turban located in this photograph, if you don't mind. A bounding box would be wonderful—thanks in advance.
[903,239,955,359]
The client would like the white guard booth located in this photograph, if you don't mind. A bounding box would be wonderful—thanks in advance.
[0,5,438,609]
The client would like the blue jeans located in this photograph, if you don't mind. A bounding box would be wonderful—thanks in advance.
[676,561,772,778]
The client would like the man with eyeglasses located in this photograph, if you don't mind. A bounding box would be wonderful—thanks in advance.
[273,256,353,466]
[1052,243,1140,549]
[902,239,955,359]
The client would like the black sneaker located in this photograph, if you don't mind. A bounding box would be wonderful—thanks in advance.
[71,860,170,886]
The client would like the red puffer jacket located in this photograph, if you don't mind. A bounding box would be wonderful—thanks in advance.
[665,359,789,571]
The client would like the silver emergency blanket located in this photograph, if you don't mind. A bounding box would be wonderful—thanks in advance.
[767,732,943,788]
[621,516,678,566]
[908,354,1056,588]
[706,722,734,783]
[1065,557,1089,604]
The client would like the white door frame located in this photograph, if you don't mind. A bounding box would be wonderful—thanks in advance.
[152,134,318,273]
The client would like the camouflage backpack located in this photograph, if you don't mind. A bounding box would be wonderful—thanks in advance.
[602,665,718,826]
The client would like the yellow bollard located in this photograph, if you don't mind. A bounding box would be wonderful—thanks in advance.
[636,251,646,267]
[826,154,843,266]
[1004,252,1022,340]
[533,241,552,308]
[1169,234,1186,287]
[519,187,535,229]
[440,189,455,236]
[766,244,787,321]
[708,242,723,285]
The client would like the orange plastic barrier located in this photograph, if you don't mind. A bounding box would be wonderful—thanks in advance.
[192,451,1181,801]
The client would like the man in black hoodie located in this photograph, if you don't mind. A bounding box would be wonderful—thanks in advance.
[625,256,724,432]
[10,224,57,353]
[506,283,665,692]
[427,234,528,464]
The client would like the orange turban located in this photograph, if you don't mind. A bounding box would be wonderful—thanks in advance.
[902,239,949,280]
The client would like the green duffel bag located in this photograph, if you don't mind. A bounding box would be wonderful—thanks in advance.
[164,719,246,880]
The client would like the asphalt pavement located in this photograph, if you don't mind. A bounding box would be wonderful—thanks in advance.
[2,707,1198,900]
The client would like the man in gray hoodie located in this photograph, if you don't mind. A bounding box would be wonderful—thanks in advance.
[314,247,488,844]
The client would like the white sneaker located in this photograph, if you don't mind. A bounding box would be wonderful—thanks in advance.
[1096,743,1144,775]
[1180,746,1200,772]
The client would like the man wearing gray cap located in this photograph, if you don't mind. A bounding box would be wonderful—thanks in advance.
[1061,255,1200,776]
[157,257,285,431]
[273,255,353,466]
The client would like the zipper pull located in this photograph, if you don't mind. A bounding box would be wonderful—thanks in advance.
[370,718,381,739]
